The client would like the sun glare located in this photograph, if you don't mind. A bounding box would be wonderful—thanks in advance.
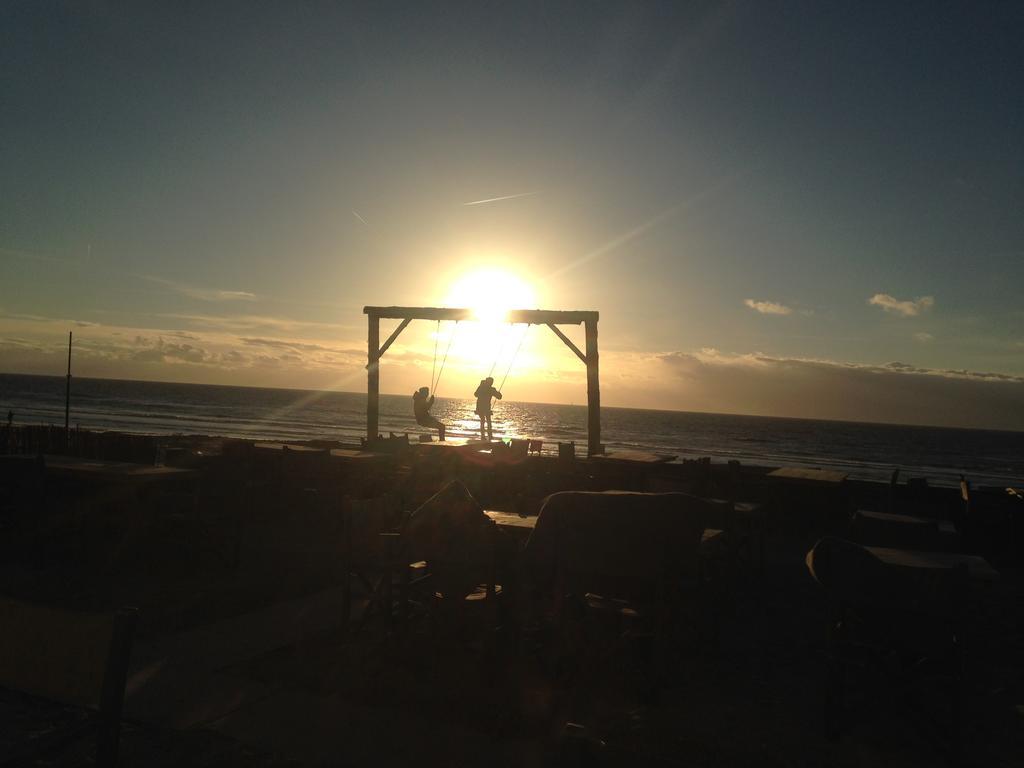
[432,268,541,383]
[443,268,537,322]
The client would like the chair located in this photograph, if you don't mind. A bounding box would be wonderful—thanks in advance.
[340,492,408,634]
[281,445,330,499]
[956,475,973,545]
[0,455,46,553]
[400,481,507,656]
[0,599,138,768]
[194,461,251,569]
[151,456,248,569]
[528,491,711,706]
[905,475,931,517]
[719,459,768,573]
[0,454,82,568]
[886,468,901,513]
[847,469,958,552]
[806,537,967,765]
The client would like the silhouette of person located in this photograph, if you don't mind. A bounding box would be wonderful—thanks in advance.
[473,377,502,441]
[412,386,446,441]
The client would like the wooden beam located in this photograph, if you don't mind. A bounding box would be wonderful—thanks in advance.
[367,314,380,441]
[546,323,587,366]
[364,306,598,325]
[585,318,601,456]
[363,306,602,450]
[378,318,411,358]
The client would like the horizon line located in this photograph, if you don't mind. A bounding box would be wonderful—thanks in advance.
[2,370,1021,436]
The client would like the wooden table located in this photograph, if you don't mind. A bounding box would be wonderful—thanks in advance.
[40,455,196,483]
[865,546,999,581]
[253,442,327,454]
[856,508,958,535]
[768,466,848,484]
[485,509,725,546]
[485,510,537,532]
[30,456,198,571]
[329,448,392,462]
[590,450,677,464]
[768,466,849,535]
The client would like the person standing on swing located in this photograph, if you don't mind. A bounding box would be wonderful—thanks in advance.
[474,376,502,441]
[413,386,446,441]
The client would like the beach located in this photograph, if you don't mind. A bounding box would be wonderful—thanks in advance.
[2,420,1023,766]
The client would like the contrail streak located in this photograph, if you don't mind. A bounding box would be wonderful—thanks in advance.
[463,191,539,206]
[352,210,369,225]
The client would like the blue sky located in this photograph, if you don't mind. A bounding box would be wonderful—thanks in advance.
[2,2,1022,428]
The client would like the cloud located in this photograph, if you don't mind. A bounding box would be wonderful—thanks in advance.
[914,332,934,342]
[0,337,49,352]
[2,309,100,329]
[160,313,349,336]
[238,337,351,354]
[129,338,212,365]
[647,349,1024,430]
[0,310,370,390]
[141,275,257,302]
[868,293,935,317]
[237,336,364,364]
[744,299,793,316]
[665,350,1023,384]
[0,309,55,322]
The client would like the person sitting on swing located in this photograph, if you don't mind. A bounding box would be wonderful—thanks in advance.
[412,386,446,441]
[474,376,502,442]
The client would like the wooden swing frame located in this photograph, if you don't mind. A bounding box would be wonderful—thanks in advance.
[363,306,602,456]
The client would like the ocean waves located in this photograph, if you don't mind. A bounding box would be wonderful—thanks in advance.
[2,373,1022,487]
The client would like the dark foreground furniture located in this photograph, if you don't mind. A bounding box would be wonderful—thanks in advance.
[806,536,971,766]
[0,599,138,767]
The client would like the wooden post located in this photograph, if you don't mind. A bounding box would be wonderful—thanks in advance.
[367,312,380,442]
[64,331,72,447]
[585,318,601,455]
[96,607,138,768]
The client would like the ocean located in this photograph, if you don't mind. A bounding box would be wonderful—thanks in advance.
[2,373,1022,487]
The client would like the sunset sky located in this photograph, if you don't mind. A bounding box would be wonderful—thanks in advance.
[2,2,1023,429]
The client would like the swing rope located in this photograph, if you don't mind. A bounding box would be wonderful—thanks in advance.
[486,324,512,379]
[430,320,440,393]
[497,324,530,392]
[431,321,458,397]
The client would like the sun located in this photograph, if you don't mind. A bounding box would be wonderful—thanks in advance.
[443,268,537,321]
[434,268,541,381]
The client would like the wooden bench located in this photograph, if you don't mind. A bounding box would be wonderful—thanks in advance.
[0,599,137,767]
